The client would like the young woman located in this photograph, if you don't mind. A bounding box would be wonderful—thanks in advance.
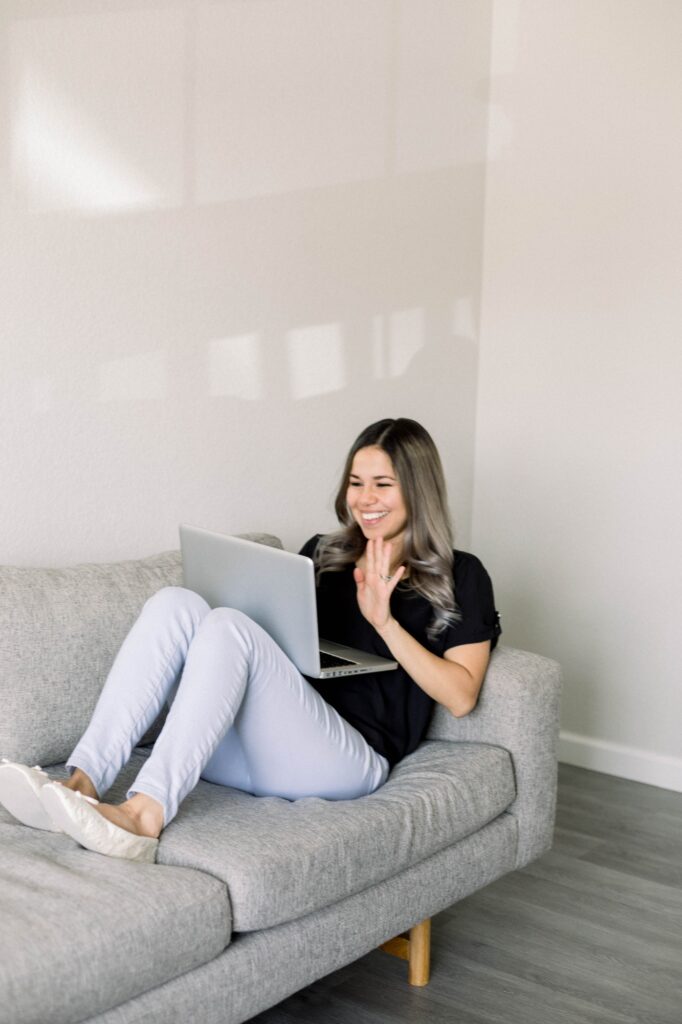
[0,418,500,862]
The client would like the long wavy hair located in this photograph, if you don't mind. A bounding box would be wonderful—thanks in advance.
[315,418,458,638]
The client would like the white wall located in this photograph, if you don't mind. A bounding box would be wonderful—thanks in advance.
[474,0,682,789]
[5,0,677,792]
[0,0,492,564]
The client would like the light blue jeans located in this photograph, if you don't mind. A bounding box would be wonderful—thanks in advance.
[67,587,389,826]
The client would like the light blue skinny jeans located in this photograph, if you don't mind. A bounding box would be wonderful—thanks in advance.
[67,587,389,826]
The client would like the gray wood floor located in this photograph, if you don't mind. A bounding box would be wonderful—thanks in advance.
[251,764,682,1024]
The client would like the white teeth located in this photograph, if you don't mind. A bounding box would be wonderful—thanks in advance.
[362,512,388,521]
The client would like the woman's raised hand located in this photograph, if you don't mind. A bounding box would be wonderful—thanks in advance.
[353,538,406,632]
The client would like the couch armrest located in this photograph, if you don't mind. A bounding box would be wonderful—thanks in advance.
[426,645,562,869]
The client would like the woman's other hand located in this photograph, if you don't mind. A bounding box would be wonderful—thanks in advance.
[353,538,405,631]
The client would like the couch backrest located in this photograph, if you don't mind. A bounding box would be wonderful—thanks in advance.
[0,535,281,766]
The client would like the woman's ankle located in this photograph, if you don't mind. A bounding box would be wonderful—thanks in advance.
[124,794,165,839]
[64,768,98,800]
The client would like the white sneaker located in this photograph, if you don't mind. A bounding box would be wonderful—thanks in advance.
[40,783,159,863]
[0,760,62,832]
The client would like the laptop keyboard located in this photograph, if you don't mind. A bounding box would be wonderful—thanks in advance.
[320,651,357,669]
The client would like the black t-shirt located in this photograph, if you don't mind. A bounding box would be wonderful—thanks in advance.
[298,535,502,768]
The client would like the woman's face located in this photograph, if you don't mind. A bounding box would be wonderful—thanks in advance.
[347,446,408,549]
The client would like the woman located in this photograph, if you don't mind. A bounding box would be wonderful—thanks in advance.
[0,418,501,862]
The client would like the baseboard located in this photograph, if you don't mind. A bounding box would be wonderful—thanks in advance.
[559,731,682,793]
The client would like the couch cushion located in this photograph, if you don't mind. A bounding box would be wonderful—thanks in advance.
[0,820,231,1024]
[0,535,281,768]
[0,550,183,769]
[158,740,515,931]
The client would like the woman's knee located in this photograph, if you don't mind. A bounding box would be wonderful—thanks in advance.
[197,607,268,655]
[143,586,210,624]
[202,606,254,634]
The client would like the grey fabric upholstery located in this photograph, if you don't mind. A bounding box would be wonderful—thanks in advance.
[0,551,183,768]
[0,540,561,1024]
[427,644,562,866]
[0,821,231,1024]
[157,740,515,930]
[92,815,517,1024]
[0,535,281,767]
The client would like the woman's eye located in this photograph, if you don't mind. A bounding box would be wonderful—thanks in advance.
[349,481,392,488]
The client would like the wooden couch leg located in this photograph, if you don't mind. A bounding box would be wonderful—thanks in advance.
[408,918,431,986]
[379,917,431,986]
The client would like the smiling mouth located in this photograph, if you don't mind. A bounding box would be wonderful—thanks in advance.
[360,511,389,523]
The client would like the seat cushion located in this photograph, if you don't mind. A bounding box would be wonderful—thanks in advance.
[159,740,515,931]
[0,816,231,1024]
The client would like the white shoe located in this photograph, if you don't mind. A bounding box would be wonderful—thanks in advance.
[41,783,159,863]
[0,760,63,831]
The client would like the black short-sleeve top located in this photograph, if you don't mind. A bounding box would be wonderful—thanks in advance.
[298,535,502,768]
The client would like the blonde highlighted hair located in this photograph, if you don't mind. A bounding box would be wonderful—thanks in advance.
[315,419,458,639]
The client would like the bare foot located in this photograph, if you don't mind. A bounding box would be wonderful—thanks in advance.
[60,768,98,801]
[95,795,164,840]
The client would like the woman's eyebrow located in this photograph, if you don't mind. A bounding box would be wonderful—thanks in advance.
[349,473,395,481]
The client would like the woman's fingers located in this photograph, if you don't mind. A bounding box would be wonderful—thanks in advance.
[365,539,373,576]
[382,540,392,579]
[366,538,400,583]
[366,538,388,573]
[375,539,386,577]
[356,541,405,629]
[390,564,406,588]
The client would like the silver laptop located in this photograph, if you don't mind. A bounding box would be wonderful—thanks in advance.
[179,525,398,679]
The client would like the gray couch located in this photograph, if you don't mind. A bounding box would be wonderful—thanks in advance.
[0,539,562,1024]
